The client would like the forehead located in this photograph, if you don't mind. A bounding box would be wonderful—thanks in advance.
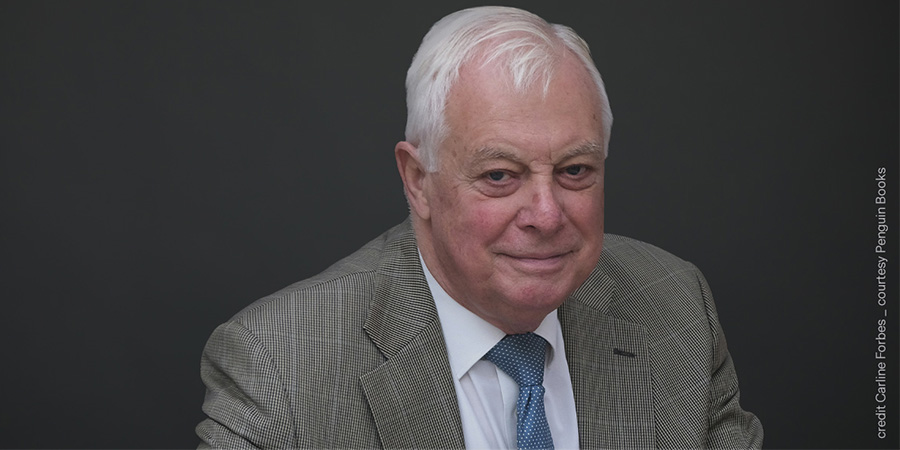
[442,53,604,161]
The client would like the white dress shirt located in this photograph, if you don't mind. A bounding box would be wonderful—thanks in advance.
[421,255,580,449]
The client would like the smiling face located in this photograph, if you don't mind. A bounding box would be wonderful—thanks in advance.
[398,52,606,334]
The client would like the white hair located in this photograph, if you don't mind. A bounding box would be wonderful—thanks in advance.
[404,6,613,172]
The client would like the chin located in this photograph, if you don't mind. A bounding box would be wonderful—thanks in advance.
[504,282,573,310]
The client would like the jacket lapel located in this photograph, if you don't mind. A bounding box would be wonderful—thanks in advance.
[559,265,656,449]
[360,222,465,448]
[358,222,656,448]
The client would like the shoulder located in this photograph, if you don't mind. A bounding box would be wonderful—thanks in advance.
[201,221,418,400]
[600,233,697,276]
[593,233,714,333]
[226,220,416,342]
[199,223,416,447]
[570,235,763,447]
[599,234,704,294]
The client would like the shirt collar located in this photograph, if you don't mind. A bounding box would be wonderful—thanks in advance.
[419,252,563,381]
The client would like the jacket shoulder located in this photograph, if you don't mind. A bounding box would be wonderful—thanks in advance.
[596,235,763,448]
[594,233,712,334]
[600,233,701,288]
[229,221,413,329]
[198,223,414,448]
[600,234,697,279]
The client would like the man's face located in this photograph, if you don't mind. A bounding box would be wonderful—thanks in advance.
[413,54,606,334]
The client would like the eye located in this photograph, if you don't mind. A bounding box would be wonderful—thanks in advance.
[476,169,519,197]
[564,165,585,176]
[557,163,598,190]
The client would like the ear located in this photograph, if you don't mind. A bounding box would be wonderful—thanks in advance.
[395,141,432,220]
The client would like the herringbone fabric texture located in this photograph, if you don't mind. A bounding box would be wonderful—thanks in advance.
[484,333,554,450]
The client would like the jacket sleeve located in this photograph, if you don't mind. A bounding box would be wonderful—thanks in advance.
[698,270,764,449]
[196,320,297,449]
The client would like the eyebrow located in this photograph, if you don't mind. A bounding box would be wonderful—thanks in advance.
[470,141,604,166]
[560,142,605,161]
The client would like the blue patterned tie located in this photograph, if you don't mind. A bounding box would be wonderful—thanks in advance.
[484,332,554,450]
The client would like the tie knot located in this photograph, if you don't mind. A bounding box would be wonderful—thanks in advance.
[483,332,548,387]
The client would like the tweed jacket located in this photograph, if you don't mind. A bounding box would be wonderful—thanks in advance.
[197,219,763,449]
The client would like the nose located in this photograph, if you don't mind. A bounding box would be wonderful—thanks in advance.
[516,178,564,234]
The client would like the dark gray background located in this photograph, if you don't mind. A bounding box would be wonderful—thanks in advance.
[1,1,897,448]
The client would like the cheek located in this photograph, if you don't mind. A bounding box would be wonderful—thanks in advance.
[464,201,520,240]
[559,193,604,277]
[562,189,603,218]
[439,192,515,235]
[436,202,520,271]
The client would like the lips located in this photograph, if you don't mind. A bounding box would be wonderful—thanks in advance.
[498,251,571,273]
[510,254,564,260]
[500,248,573,259]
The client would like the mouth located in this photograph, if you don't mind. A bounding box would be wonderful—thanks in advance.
[499,251,572,273]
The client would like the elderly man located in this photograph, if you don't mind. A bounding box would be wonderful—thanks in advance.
[197,6,762,449]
